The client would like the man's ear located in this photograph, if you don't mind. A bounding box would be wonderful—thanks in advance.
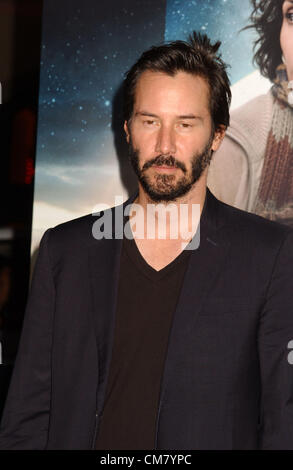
[211,125,226,152]
[124,121,130,143]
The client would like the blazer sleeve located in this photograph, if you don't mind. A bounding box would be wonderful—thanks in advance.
[258,230,293,449]
[0,228,55,449]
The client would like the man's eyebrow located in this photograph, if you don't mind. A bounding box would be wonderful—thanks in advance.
[135,111,159,118]
[135,111,202,120]
[177,114,201,120]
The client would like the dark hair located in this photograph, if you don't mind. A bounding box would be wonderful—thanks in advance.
[123,31,231,131]
[246,0,284,82]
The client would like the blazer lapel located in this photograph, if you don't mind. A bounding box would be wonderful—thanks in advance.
[154,188,232,448]
[88,192,138,416]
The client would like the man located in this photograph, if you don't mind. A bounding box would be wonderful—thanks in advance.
[0,32,293,450]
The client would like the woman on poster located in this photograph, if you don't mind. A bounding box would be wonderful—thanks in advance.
[208,0,293,227]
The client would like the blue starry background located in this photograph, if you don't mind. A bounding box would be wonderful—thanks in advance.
[165,0,256,84]
[33,0,256,236]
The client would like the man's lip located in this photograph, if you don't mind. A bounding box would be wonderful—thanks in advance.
[151,165,178,172]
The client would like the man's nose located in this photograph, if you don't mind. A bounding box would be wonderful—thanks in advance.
[155,125,176,155]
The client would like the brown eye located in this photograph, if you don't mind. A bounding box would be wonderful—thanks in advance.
[143,120,158,127]
[178,122,192,129]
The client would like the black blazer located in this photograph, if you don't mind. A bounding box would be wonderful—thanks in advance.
[0,188,293,450]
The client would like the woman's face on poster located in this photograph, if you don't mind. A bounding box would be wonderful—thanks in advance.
[281,0,293,80]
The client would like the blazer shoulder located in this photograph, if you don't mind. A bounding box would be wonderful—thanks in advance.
[41,193,137,263]
[46,206,115,259]
[217,197,293,249]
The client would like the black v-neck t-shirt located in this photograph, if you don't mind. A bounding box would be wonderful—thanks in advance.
[95,235,192,450]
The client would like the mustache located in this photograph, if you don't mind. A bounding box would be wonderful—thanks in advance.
[142,155,187,173]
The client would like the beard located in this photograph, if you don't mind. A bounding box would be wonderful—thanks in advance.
[128,134,214,202]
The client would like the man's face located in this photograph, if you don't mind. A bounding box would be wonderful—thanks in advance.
[124,70,225,202]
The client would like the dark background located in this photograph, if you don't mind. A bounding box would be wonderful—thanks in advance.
[0,0,43,417]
